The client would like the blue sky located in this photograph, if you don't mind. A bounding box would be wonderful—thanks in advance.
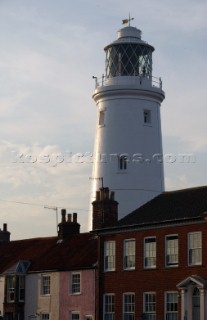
[0,0,206,239]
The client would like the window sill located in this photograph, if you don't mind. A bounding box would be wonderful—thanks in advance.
[188,263,202,267]
[70,292,81,296]
[144,266,156,270]
[165,264,179,268]
[123,268,135,271]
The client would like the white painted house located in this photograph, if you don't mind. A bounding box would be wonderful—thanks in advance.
[25,272,60,320]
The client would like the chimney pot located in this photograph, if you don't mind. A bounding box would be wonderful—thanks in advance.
[96,191,100,201]
[61,209,66,223]
[110,191,115,200]
[0,223,10,243]
[92,187,118,230]
[104,188,109,199]
[67,214,72,223]
[73,212,77,223]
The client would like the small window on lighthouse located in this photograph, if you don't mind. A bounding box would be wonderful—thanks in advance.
[99,111,105,126]
[119,156,128,170]
[144,109,151,124]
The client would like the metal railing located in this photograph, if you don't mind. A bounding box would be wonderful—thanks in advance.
[93,74,163,90]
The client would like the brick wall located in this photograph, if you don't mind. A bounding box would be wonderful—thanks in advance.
[99,220,207,319]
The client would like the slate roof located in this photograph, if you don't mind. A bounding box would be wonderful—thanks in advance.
[117,186,207,227]
[0,233,97,274]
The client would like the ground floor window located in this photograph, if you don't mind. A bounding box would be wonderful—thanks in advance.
[41,314,50,320]
[123,293,135,320]
[165,292,178,320]
[71,312,80,320]
[104,294,115,320]
[143,292,156,319]
[4,313,13,320]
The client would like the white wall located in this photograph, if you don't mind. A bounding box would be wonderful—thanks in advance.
[0,276,5,317]
[25,272,60,320]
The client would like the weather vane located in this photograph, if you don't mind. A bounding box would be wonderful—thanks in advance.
[122,13,134,26]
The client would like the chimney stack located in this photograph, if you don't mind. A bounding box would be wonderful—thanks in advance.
[67,214,72,222]
[58,209,80,240]
[92,187,118,230]
[73,212,77,223]
[0,223,10,243]
[61,209,66,223]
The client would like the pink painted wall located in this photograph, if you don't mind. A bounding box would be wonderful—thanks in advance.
[59,269,96,320]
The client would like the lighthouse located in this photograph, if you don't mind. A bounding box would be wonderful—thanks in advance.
[90,21,165,226]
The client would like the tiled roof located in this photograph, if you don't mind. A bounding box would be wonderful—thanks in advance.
[0,233,97,274]
[117,186,207,227]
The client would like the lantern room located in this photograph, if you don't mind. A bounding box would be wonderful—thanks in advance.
[104,26,154,79]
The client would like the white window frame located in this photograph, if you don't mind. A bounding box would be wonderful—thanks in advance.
[103,294,115,320]
[71,272,81,294]
[123,239,135,270]
[104,241,116,272]
[165,292,178,320]
[41,274,51,296]
[143,292,156,320]
[123,293,135,320]
[188,231,202,266]
[7,275,15,302]
[18,275,25,302]
[144,237,156,269]
[85,316,93,320]
[165,235,178,267]
[71,312,80,320]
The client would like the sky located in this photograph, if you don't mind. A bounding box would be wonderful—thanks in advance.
[0,0,206,240]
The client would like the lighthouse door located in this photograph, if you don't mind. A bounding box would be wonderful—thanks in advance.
[192,287,200,320]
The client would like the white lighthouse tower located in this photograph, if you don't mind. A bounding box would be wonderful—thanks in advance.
[90,21,165,225]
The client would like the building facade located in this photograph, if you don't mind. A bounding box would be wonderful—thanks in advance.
[93,186,207,320]
[0,212,98,320]
[59,269,96,320]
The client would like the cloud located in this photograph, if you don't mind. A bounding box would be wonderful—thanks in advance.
[0,140,92,239]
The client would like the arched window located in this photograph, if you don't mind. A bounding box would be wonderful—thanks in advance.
[119,155,128,170]
[193,287,200,297]
[99,111,105,126]
[192,287,200,320]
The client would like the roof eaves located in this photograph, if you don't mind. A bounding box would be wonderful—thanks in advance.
[28,265,97,274]
[94,215,203,235]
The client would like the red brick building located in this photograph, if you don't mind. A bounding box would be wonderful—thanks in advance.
[93,186,207,320]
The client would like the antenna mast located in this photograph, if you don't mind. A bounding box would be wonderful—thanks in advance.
[44,206,58,234]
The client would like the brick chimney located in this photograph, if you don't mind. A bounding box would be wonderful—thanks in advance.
[58,209,80,240]
[0,223,10,243]
[92,187,118,230]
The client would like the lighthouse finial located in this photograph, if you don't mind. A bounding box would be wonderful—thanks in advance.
[122,13,134,26]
